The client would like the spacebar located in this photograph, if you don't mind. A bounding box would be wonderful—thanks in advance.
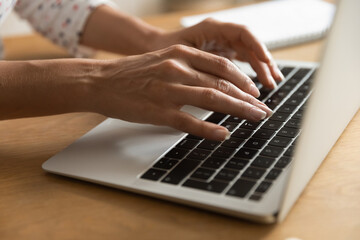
[161,159,200,185]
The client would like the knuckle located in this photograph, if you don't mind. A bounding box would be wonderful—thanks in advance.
[158,59,184,76]
[168,44,190,56]
[215,79,231,94]
[161,59,179,69]
[216,57,233,72]
[239,24,250,32]
[245,92,256,104]
[202,88,219,105]
[203,17,217,24]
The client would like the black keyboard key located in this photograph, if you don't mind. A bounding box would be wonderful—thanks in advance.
[205,112,227,124]
[212,147,235,158]
[280,84,294,92]
[280,67,294,77]
[190,168,215,180]
[221,137,245,149]
[258,87,273,101]
[232,128,254,139]
[292,109,304,119]
[242,167,266,180]
[243,138,267,149]
[265,168,282,181]
[251,156,275,169]
[197,140,221,150]
[162,159,200,184]
[226,179,256,198]
[226,115,243,123]
[253,129,276,140]
[270,90,288,102]
[234,148,258,159]
[176,139,200,149]
[221,121,239,132]
[225,158,249,170]
[286,96,303,106]
[292,90,308,99]
[249,194,262,201]
[275,157,292,168]
[278,127,299,138]
[260,146,284,158]
[187,149,211,160]
[299,82,311,93]
[165,148,189,159]
[292,68,311,80]
[153,158,179,170]
[241,121,261,130]
[214,169,239,182]
[255,181,272,193]
[285,118,302,129]
[202,157,226,169]
[186,134,203,140]
[284,145,295,157]
[183,179,228,193]
[269,136,292,148]
[141,168,167,181]
[277,104,297,114]
[261,120,284,130]
[276,89,291,99]
[285,78,300,87]
[270,112,289,122]
[265,96,282,110]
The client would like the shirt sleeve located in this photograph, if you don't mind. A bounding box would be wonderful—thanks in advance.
[14,0,117,58]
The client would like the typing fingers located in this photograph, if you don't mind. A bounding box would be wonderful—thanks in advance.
[170,85,271,122]
[164,45,260,98]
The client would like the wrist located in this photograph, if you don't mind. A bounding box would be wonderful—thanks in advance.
[72,59,110,114]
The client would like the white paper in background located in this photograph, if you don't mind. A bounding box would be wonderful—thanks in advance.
[181,0,336,49]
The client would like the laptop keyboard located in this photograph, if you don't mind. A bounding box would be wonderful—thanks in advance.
[140,66,315,201]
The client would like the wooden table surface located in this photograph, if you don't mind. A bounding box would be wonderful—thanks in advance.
[1,3,359,240]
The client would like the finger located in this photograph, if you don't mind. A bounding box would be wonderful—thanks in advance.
[239,51,277,89]
[226,23,272,64]
[166,110,230,141]
[173,46,260,97]
[171,85,271,121]
[222,24,284,81]
[177,70,272,115]
[267,60,284,82]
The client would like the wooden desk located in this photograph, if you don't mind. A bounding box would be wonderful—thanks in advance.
[1,5,359,240]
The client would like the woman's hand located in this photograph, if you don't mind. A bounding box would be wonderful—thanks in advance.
[88,45,272,141]
[152,18,284,89]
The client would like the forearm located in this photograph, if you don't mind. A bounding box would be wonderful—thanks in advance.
[0,59,103,120]
[81,5,164,55]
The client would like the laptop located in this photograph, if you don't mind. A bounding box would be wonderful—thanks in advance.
[42,0,359,223]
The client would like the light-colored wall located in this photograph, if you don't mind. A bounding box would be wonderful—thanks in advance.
[0,0,165,37]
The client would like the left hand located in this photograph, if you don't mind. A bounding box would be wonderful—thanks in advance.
[152,18,284,89]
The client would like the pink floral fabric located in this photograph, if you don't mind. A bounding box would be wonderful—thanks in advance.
[0,0,115,58]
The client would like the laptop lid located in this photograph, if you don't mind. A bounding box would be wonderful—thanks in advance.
[278,0,360,221]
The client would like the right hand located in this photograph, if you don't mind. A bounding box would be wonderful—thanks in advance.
[88,45,272,141]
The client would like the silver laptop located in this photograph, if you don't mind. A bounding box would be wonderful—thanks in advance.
[42,0,359,223]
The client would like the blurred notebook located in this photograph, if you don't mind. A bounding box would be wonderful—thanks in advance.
[181,0,335,49]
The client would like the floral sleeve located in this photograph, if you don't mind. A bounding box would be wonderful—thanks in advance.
[14,0,116,57]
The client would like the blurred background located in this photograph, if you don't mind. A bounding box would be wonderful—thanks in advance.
[0,0,256,37]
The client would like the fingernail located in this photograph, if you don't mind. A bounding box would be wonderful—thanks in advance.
[225,131,231,140]
[251,84,260,98]
[254,101,273,116]
[214,128,230,141]
[270,76,277,89]
[277,68,285,80]
[250,107,267,120]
